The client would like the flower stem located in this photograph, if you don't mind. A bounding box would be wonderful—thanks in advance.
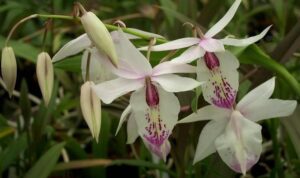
[36,14,167,43]
[5,14,38,46]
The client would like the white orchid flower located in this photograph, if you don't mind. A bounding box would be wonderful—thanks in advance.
[52,29,164,83]
[139,0,270,62]
[92,30,202,160]
[178,77,297,175]
[139,0,271,109]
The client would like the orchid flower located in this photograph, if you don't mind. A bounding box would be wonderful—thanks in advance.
[178,77,297,174]
[139,0,271,109]
[92,30,202,160]
[52,29,164,83]
[140,0,270,62]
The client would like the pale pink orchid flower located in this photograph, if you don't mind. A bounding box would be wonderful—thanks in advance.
[139,0,271,109]
[92,30,202,160]
[178,77,297,175]
[52,29,164,83]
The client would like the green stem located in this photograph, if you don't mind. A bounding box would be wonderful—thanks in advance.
[240,45,300,97]
[5,14,38,46]
[36,14,167,43]
[5,13,167,50]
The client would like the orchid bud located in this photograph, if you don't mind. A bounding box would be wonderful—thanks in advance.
[36,52,54,106]
[1,47,17,97]
[80,81,101,142]
[80,12,118,67]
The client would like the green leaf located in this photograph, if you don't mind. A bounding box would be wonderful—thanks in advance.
[159,0,177,26]
[53,56,81,72]
[0,134,28,173]
[24,142,65,178]
[157,6,198,26]
[20,80,32,128]
[282,106,300,158]
[239,45,300,97]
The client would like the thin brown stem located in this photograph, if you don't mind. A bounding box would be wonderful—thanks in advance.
[147,37,156,60]
[160,50,177,63]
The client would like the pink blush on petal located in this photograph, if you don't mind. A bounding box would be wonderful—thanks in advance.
[230,154,259,173]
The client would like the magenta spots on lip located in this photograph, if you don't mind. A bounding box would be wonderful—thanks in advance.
[145,78,159,107]
[143,106,170,158]
[204,52,220,70]
[203,52,236,108]
[206,70,236,109]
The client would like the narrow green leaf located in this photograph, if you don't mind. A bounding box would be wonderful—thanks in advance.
[20,80,31,127]
[24,142,65,178]
[159,0,177,26]
[282,106,300,158]
[158,6,198,26]
[239,45,300,97]
[0,134,28,173]
[53,56,81,72]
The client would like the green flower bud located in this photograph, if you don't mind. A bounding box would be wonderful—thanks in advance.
[36,52,54,106]
[80,81,101,142]
[80,12,118,67]
[1,47,17,97]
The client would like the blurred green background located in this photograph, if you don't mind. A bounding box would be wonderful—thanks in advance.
[0,0,300,177]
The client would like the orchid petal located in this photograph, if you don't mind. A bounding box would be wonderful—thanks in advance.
[81,48,116,83]
[241,99,297,122]
[193,119,227,163]
[199,38,225,52]
[152,74,202,93]
[197,51,239,108]
[178,105,231,123]
[115,105,132,135]
[130,85,180,160]
[171,46,205,64]
[113,30,152,76]
[215,111,262,175]
[152,61,196,76]
[221,26,271,46]
[127,113,139,144]
[139,38,200,51]
[205,0,242,38]
[85,47,143,80]
[237,77,275,110]
[92,78,144,104]
[53,34,91,62]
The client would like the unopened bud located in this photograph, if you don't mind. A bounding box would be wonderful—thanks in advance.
[36,52,54,106]
[1,47,17,97]
[80,81,101,142]
[80,12,118,67]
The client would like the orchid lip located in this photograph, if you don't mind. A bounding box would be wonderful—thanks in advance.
[143,106,169,150]
[210,75,236,109]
